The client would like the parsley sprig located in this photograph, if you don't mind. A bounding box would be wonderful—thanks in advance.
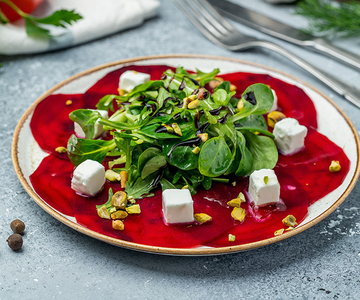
[296,0,360,38]
[0,0,82,38]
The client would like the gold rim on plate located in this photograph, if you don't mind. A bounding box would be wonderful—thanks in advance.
[11,54,360,255]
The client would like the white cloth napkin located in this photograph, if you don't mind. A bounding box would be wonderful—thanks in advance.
[0,0,160,55]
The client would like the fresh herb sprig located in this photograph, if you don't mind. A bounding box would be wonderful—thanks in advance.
[68,67,277,200]
[295,0,360,38]
[0,0,82,38]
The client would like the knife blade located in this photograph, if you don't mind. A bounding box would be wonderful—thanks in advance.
[208,0,360,71]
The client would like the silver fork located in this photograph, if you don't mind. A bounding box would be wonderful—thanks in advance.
[173,0,360,108]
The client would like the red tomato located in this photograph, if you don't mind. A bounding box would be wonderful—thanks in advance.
[0,0,44,22]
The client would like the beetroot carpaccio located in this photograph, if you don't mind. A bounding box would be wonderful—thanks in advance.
[29,65,350,248]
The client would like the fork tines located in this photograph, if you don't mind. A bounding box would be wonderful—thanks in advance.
[173,0,236,45]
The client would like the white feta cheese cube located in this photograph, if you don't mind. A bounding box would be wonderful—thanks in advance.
[273,118,308,155]
[119,70,150,91]
[270,89,278,112]
[249,169,280,206]
[71,160,106,196]
[162,189,195,225]
[74,109,108,139]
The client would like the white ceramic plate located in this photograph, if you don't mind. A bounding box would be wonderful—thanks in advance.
[12,55,360,255]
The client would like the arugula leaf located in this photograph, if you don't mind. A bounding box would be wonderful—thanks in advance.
[140,124,182,140]
[215,81,231,92]
[96,188,114,215]
[137,147,163,172]
[230,83,274,123]
[69,109,102,139]
[125,172,159,199]
[141,156,167,179]
[113,134,136,170]
[96,95,120,112]
[160,178,177,191]
[162,139,199,171]
[67,134,116,166]
[213,89,235,106]
[125,81,164,98]
[175,67,220,86]
[245,132,278,174]
[202,177,212,190]
[235,131,254,177]
[108,156,126,169]
[236,114,274,138]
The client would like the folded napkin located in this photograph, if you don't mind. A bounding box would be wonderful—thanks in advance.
[0,0,160,55]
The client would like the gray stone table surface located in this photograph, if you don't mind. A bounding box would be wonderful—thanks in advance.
[1,0,360,299]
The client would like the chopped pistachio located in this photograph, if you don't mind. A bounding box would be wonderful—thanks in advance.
[172,123,182,136]
[285,227,294,231]
[126,204,141,214]
[227,198,241,208]
[65,100,72,105]
[209,77,224,89]
[214,77,224,82]
[112,220,125,231]
[198,133,208,142]
[111,210,128,220]
[267,111,286,128]
[231,181,236,187]
[228,234,236,242]
[120,171,128,189]
[111,191,128,210]
[194,213,212,224]
[230,84,237,92]
[329,160,341,172]
[162,124,174,133]
[197,88,206,100]
[108,207,116,214]
[282,215,297,227]
[188,95,197,101]
[105,169,120,182]
[237,100,244,111]
[231,207,246,222]
[97,206,110,220]
[238,192,246,203]
[188,99,200,110]
[264,176,269,185]
[117,88,128,96]
[192,147,201,154]
[128,196,136,204]
[274,228,285,236]
[55,146,67,154]
[182,97,192,109]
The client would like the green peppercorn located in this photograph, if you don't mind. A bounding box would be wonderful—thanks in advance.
[7,234,23,251]
[10,219,25,235]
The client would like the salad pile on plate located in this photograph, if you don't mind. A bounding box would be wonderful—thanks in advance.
[68,67,278,201]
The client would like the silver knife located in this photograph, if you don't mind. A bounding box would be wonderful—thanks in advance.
[208,0,360,71]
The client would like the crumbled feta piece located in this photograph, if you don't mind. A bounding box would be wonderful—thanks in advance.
[119,70,150,91]
[249,169,280,206]
[270,89,278,112]
[74,109,108,139]
[71,160,106,196]
[273,118,308,155]
[162,189,194,225]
